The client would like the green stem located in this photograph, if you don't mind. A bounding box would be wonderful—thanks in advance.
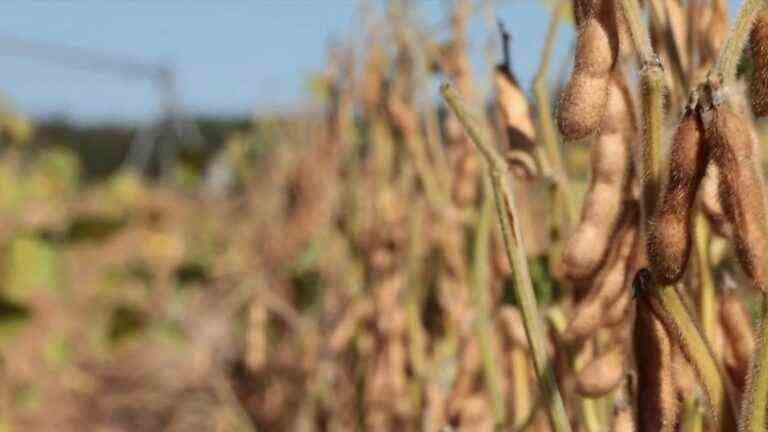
[441,82,572,432]
[473,179,506,426]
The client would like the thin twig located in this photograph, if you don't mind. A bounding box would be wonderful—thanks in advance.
[473,178,507,426]
[441,82,572,432]
[531,0,576,231]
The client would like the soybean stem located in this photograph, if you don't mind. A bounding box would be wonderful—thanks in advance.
[619,0,656,64]
[641,65,666,223]
[441,82,572,432]
[711,0,766,84]
[647,285,737,430]
[473,178,506,426]
[532,0,577,231]
[694,212,716,345]
[739,296,768,432]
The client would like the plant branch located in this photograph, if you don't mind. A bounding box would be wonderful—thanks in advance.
[739,296,768,431]
[636,270,737,430]
[619,0,657,64]
[532,0,576,232]
[441,82,572,432]
[473,179,506,426]
[711,0,766,84]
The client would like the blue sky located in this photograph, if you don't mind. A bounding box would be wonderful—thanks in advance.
[0,1,573,123]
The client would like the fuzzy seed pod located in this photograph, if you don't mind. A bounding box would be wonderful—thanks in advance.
[648,107,709,284]
[562,132,629,281]
[453,150,481,207]
[701,164,731,237]
[706,104,768,292]
[751,10,768,116]
[634,296,679,432]
[557,0,619,139]
[577,347,625,397]
[498,306,530,350]
[604,286,634,328]
[563,75,634,281]
[564,210,637,342]
[719,288,755,390]
[563,292,604,343]
[610,402,636,432]
[590,223,637,305]
[672,345,697,399]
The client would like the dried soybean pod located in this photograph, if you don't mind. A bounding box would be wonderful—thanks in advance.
[750,9,768,117]
[562,293,604,343]
[672,344,697,399]
[648,105,709,284]
[557,0,619,139]
[563,214,637,342]
[700,164,731,237]
[577,347,625,397]
[634,295,679,432]
[498,305,530,350]
[604,286,633,327]
[562,75,634,281]
[719,286,755,390]
[590,218,638,305]
[706,104,768,292]
[610,402,635,432]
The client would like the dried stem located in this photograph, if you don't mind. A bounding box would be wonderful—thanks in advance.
[638,272,737,430]
[472,179,506,426]
[532,0,576,231]
[740,296,768,431]
[621,0,666,223]
[640,64,666,223]
[619,0,656,64]
[694,212,716,345]
[681,396,704,432]
[441,82,572,432]
[711,0,766,84]
[547,307,601,432]
[406,200,428,379]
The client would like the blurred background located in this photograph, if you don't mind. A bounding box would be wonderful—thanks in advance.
[0,0,748,431]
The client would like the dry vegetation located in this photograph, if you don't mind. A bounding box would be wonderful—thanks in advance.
[2,0,768,431]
